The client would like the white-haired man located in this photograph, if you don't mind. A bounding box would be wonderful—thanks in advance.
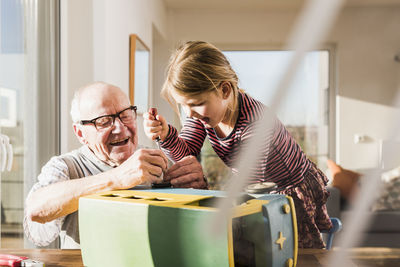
[24,82,207,248]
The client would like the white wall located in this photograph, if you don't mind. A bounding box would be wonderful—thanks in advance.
[152,25,178,128]
[92,0,168,89]
[61,3,400,169]
[337,96,400,169]
[60,0,94,152]
[167,6,400,169]
[331,7,400,169]
[61,0,168,152]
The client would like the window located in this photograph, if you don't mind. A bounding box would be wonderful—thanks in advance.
[0,0,59,248]
[201,50,334,189]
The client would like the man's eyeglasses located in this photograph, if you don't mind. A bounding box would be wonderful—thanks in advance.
[80,106,137,130]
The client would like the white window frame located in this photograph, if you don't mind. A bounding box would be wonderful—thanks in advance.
[216,43,337,162]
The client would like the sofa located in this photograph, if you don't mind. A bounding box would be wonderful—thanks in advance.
[325,163,400,248]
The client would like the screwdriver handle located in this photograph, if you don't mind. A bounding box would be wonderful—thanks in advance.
[149,108,161,142]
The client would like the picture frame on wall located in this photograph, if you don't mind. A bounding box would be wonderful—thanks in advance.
[129,34,150,114]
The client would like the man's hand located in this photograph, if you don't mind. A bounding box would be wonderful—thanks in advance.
[113,148,168,188]
[26,149,168,224]
[164,155,208,189]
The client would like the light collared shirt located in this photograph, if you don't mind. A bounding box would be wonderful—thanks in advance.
[23,145,114,249]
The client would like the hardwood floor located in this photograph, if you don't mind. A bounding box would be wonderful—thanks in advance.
[1,223,24,248]
[1,235,24,248]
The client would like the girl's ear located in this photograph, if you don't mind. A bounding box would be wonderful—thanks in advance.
[220,82,232,100]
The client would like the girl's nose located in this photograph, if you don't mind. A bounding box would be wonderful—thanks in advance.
[183,105,194,118]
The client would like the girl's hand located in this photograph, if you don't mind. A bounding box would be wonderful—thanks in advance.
[143,109,169,141]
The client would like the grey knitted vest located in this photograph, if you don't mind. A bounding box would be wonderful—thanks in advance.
[61,146,113,245]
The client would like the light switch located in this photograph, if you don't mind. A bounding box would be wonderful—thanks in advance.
[354,134,366,144]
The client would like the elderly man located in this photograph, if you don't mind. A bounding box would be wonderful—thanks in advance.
[24,82,207,249]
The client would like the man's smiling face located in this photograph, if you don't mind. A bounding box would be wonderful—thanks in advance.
[75,84,138,166]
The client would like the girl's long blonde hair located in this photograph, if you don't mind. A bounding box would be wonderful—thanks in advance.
[162,41,240,119]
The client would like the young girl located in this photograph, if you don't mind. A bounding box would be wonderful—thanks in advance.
[143,41,332,248]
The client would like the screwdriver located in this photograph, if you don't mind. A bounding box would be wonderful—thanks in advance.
[149,108,171,188]
[149,108,163,149]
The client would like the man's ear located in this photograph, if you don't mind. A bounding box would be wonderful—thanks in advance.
[73,123,88,145]
[220,82,232,100]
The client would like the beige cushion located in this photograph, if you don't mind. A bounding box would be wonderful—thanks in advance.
[372,166,400,211]
[327,159,361,201]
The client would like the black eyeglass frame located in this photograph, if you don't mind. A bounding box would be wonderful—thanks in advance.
[79,105,137,129]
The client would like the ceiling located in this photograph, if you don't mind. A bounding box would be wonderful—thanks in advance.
[163,0,400,10]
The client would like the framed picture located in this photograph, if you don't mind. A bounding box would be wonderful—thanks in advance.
[129,34,150,114]
[0,87,17,127]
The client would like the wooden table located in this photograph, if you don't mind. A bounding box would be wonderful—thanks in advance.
[298,248,400,267]
[0,248,399,267]
[0,249,83,267]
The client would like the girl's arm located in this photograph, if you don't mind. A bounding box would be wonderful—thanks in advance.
[161,118,207,162]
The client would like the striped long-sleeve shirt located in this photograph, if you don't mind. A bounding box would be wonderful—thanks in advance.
[161,92,311,190]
